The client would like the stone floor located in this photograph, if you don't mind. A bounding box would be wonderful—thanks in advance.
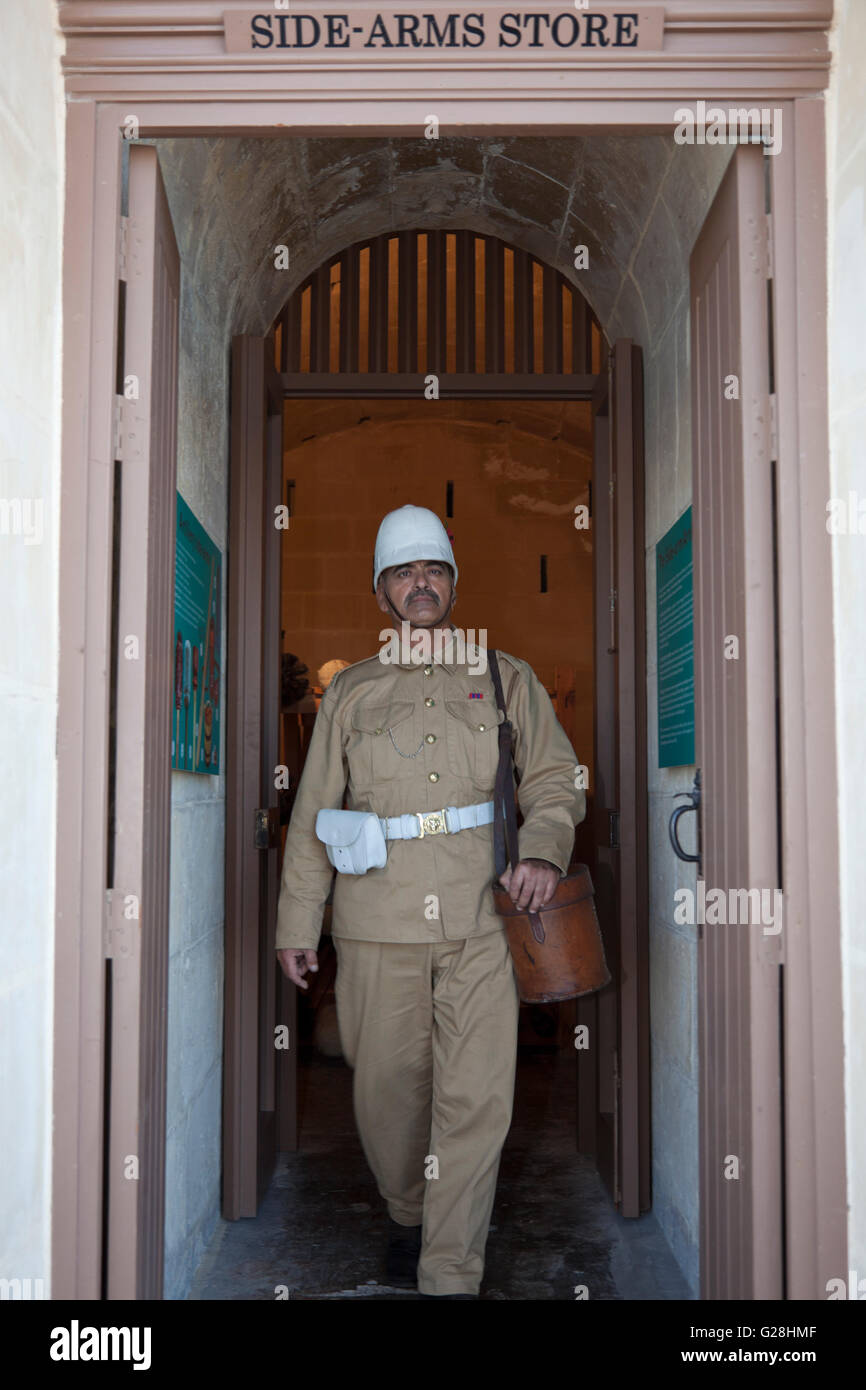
[189,1041,692,1301]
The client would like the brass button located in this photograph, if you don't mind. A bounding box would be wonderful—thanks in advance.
[424,697,435,707]
[425,733,436,744]
[374,727,383,735]
[477,724,485,731]
[428,771,440,783]
[423,664,433,676]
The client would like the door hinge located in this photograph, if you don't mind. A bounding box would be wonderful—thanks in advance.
[113,394,126,461]
[104,887,139,959]
[609,809,620,850]
[114,392,144,465]
[759,893,786,965]
[769,393,778,463]
[765,212,774,280]
[118,215,129,281]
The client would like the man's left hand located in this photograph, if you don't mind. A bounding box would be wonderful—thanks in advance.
[497,858,561,912]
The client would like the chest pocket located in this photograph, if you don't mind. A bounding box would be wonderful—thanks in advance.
[347,701,420,787]
[444,701,505,787]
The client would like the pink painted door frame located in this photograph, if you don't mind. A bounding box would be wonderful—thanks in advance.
[54,6,843,1299]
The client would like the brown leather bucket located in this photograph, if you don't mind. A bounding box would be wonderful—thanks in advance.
[492,864,611,1003]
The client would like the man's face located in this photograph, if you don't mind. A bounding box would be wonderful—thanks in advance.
[376,559,455,628]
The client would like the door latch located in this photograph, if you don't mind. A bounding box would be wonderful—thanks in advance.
[254,806,280,850]
[669,769,701,867]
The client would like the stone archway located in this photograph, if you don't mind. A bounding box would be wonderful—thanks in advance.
[154,133,730,345]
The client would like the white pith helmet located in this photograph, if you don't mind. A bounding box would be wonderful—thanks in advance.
[372,505,458,593]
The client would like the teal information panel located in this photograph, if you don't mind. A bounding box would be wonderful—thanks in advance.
[172,494,221,774]
[656,506,695,768]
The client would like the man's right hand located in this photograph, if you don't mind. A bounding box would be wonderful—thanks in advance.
[277,948,319,990]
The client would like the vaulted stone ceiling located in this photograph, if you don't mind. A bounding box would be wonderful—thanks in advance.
[153,134,730,347]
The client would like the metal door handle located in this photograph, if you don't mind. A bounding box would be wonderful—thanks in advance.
[254,805,280,850]
[669,770,701,864]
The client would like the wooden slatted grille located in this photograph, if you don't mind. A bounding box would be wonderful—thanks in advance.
[273,230,601,378]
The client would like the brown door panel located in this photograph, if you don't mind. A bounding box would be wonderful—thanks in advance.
[578,343,650,1219]
[224,334,288,1218]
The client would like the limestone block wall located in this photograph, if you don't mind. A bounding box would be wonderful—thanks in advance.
[826,0,866,1286]
[0,0,65,1299]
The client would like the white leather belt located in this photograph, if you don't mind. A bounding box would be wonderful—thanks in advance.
[380,801,495,841]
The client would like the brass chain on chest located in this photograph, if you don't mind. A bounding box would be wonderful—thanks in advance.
[387,724,425,758]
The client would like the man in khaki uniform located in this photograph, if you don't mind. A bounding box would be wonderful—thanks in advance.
[276,505,585,1298]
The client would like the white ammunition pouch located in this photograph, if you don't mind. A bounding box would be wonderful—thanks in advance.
[315,809,387,875]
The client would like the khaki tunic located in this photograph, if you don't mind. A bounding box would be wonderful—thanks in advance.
[275,641,586,952]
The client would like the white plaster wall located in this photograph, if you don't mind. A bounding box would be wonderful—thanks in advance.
[0,0,65,1298]
[826,0,866,1289]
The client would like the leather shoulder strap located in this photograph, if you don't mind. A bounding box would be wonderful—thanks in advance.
[489,650,521,878]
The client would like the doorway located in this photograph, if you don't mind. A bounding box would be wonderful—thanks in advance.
[223,223,652,1254]
[278,391,598,1218]
[53,104,845,1303]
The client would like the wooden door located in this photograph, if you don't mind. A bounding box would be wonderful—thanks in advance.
[576,340,650,1219]
[691,147,782,1299]
[105,145,179,1297]
[224,335,289,1218]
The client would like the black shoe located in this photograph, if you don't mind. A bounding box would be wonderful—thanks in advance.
[385,1217,423,1287]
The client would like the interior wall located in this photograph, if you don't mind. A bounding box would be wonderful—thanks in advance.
[154,140,232,1299]
[826,0,866,1286]
[617,141,734,1294]
[153,131,733,1299]
[0,0,65,1299]
[280,398,593,779]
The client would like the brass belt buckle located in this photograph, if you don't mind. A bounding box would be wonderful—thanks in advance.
[417,809,448,837]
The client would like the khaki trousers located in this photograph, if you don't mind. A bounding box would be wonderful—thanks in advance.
[332,927,520,1296]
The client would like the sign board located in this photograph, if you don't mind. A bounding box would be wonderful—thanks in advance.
[223,7,665,55]
[656,506,695,768]
[172,494,222,775]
